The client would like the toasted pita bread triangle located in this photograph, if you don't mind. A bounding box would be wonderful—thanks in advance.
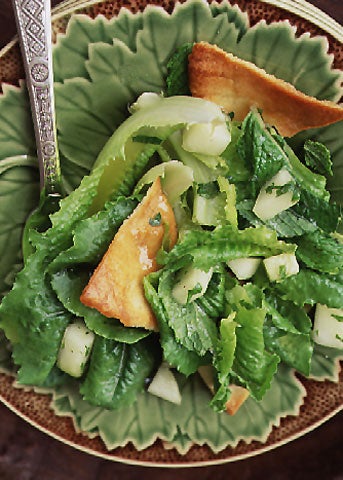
[188,42,343,137]
[80,178,177,331]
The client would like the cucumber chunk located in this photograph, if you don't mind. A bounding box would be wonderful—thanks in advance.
[57,321,95,378]
[182,121,231,156]
[313,304,343,349]
[263,252,299,282]
[135,160,194,204]
[147,363,182,405]
[253,169,298,221]
[172,266,213,304]
[228,257,261,280]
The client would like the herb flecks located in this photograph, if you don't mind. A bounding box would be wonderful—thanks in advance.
[149,212,162,226]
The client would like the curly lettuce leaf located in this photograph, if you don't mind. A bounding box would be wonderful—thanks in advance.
[50,196,138,272]
[0,170,104,384]
[161,224,296,271]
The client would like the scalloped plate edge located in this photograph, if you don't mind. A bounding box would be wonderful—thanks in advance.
[0,368,341,468]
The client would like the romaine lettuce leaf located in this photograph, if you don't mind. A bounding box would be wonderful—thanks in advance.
[0,170,105,384]
[51,269,149,344]
[276,269,343,308]
[210,313,237,412]
[292,189,341,233]
[50,196,138,272]
[222,122,251,183]
[264,292,312,334]
[144,274,204,376]
[296,230,343,274]
[237,111,285,191]
[0,251,72,385]
[303,139,333,177]
[277,137,328,199]
[237,199,317,238]
[226,283,264,312]
[80,336,158,409]
[161,225,296,271]
[166,43,193,96]
[232,307,280,400]
[237,111,329,201]
[88,96,228,210]
[157,270,218,356]
[263,319,313,376]
[225,281,313,377]
[197,268,233,318]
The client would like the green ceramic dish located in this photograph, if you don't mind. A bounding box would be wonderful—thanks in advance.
[0,0,342,466]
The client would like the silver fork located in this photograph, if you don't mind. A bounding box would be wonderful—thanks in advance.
[12,0,62,195]
[12,0,64,260]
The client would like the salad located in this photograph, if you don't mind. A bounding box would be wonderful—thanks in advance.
[0,0,342,452]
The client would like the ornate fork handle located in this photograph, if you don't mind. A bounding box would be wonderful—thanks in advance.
[12,0,62,195]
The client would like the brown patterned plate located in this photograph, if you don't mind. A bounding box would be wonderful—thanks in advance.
[0,0,342,466]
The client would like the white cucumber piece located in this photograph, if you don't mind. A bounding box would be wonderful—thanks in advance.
[182,121,231,156]
[228,257,261,280]
[135,160,193,204]
[129,92,162,112]
[263,253,299,282]
[192,193,220,226]
[57,321,95,378]
[253,169,298,221]
[147,363,182,405]
[313,304,343,349]
[172,266,213,305]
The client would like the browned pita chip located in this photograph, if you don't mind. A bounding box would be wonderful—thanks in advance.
[80,178,177,331]
[188,42,343,137]
[224,385,250,415]
[198,366,249,415]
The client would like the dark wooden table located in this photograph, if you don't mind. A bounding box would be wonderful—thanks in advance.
[0,0,342,478]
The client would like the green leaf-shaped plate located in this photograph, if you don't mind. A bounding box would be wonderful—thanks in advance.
[0,0,342,466]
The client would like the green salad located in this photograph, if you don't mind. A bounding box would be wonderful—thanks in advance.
[0,41,342,417]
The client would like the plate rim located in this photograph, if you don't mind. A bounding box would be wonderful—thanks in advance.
[0,370,341,468]
[0,0,342,59]
[0,0,342,467]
